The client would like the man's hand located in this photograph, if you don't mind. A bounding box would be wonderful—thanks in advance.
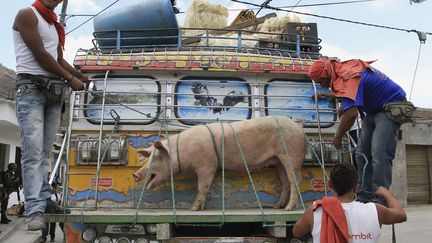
[311,92,336,100]
[78,74,90,84]
[311,93,322,99]
[374,186,407,225]
[332,136,342,149]
[69,77,85,91]
[375,186,391,198]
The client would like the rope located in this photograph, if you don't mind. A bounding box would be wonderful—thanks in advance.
[304,134,330,182]
[133,111,166,225]
[332,139,370,191]
[272,116,306,210]
[227,123,268,223]
[177,122,227,227]
[162,117,178,225]
[79,109,120,222]
[204,125,221,165]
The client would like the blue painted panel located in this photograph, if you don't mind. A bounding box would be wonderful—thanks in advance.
[266,81,336,127]
[84,79,159,124]
[176,79,251,124]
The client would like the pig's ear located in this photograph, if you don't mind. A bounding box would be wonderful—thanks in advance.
[294,118,304,129]
[137,148,151,157]
[154,141,168,153]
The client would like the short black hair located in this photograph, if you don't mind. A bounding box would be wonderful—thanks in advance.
[330,162,358,196]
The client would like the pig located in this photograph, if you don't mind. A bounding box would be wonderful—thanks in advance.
[133,115,306,211]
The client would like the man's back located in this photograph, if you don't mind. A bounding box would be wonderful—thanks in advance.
[312,201,381,243]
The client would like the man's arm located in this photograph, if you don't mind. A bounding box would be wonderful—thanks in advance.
[375,187,407,226]
[332,106,358,149]
[13,9,84,90]
[57,45,89,84]
[292,206,314,238]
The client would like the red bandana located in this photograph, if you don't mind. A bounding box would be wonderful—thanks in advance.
[32,0,65,48]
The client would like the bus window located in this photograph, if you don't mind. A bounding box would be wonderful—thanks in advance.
[265,80,336,128]
[175,78,251,125]
[84,78,160,124]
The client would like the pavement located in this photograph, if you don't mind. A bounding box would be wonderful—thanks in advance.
[379,205,432,243]
[0,216,65,243]
[0,205,431,242]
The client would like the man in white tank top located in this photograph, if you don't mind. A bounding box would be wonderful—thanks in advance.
[292,163,406,243]
[12,0,88,231]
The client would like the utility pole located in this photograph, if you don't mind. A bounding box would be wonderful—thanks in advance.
[60,0,68,26]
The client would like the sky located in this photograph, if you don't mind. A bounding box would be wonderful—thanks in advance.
[1,0,431,108]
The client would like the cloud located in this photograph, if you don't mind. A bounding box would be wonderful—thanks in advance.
[63,35,94,64]
[67,0,101,14]
[369,0,400,10]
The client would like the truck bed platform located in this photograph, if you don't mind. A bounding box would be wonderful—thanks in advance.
[46,208,304,223]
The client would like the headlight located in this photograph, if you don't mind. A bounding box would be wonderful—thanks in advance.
[78,140,93,161]
[109,140,120,160]
[81,226,97,242]
[95,236,113,243]
[94,140,106,158]
[114,237,131,243]
[289,239,302,243]
[135,239,149,243]
[146,224,157,234]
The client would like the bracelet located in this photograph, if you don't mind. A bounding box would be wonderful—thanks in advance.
[69,77,78,83]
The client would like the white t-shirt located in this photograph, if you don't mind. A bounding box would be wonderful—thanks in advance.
[312,201,381,243]
[13,6,59,77]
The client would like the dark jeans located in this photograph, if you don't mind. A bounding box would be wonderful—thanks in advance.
[1,195,9,221]
[356,111,400,204]
[42,222,64,240]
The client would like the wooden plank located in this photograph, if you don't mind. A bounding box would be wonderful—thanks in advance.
[45,208,304,223]
[212,13,277,35]
[182,13,277,45]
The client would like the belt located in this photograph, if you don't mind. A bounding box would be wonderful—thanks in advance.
[16,73,64,86]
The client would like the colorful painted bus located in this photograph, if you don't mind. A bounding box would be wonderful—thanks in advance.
[47,2,345,243]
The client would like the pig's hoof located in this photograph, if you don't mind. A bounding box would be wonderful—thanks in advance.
[284,201,298,211]
[191,203,204,211]
[272,201,283,209]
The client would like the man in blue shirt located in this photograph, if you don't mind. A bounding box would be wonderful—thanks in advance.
[309,59,406,204]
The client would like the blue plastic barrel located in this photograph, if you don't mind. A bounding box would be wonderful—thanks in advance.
[93,0,179,49]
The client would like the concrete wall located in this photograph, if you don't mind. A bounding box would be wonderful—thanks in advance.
[0,98,20,171]
[393,121,432,206]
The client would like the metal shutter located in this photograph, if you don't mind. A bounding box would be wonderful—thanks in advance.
[406,145,431,204]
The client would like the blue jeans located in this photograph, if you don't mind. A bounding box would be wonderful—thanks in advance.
[356,111,400,203]
[15,83,63,217]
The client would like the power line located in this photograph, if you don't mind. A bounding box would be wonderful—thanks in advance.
[66,0,121,35]
[230,0,432,36]
[288,0,304,14]
[228,0,377,11]
[256,0,272,15]
[409,43,423,101]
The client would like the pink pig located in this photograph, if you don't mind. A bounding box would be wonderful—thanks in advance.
[133,116,306,211]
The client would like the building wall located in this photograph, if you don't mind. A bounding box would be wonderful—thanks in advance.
[393,122,432,206]
[0,98,20,171]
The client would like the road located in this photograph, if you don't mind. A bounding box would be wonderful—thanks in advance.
[1,205,431,242]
